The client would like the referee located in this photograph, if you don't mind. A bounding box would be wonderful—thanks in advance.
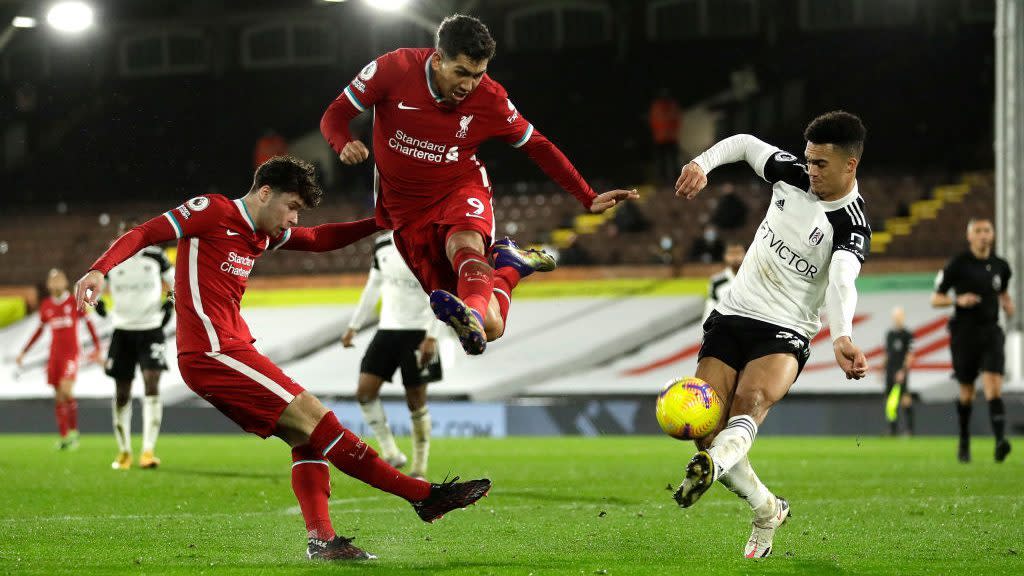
[932,218,1015,463]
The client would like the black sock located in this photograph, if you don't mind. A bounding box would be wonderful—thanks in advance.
[988,397,1006,442]
[957,401,972,444]
[904,404,915,434]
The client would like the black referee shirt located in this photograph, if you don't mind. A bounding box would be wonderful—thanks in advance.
[935,251,1012,326]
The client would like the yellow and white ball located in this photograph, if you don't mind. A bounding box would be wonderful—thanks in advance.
[655,377,722,440]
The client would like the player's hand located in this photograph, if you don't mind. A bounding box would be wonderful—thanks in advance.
[339,141,370,165]
[833,336,868,380]
[88,349,103,365]
[75,270,105,312]
[675,162,708,199]
[895,369,906,384]
[341,328,356,348]
[956,293,981,308]
[418,337,437,368]
[15,352,24,368]
[589,189,640,214]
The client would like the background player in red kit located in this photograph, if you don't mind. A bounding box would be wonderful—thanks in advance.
[16,268,102,450]
[74,156,490,561]
[321,14,638,355]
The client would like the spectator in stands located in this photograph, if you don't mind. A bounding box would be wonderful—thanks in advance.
[253,130,289,169]
[711,182,748,231]
[559,233,593,266]
[612,198,649,233]
[689,225,725,263]
[649,88,682,186]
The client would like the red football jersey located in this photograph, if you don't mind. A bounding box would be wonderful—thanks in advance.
[22,293,97,357]
[322,48,596,229]
[90,194,379,355]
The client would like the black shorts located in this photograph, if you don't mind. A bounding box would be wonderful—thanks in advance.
[105,328,168,381]
[360,329,442,388]
[949,322,1004,383]
[884,370,909,393]
[699,311,811,376]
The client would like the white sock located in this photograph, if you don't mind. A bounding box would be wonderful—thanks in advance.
[112,399,132,454]
[142,395,162,453]
[359,398,400,457]
[410,406,431,477]
[718,456,775,521]
[706,415,757,477]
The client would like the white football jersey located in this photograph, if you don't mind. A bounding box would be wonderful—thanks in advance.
[350,232,436,331]
[703,267,736,323]
[701,144,871,339]
[106,246,174,331]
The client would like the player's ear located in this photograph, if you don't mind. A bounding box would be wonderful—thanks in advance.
[257,185,273,204]
[846,155,858,174]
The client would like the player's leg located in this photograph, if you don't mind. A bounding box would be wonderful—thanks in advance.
[433,229,496,346]
[357,372,406,468]
[47,361,69,443]
[720,456,790,559]
[56,374,79,450]
[111,378,134,469]
[405,385,430,480]
[982,326,1010,461]
[900,375,915,436]
[139,370,163,468]
[951,327,978,462]
[138,328,168,468]
[356,331,406,467]
[983,371,1010,461]
[490,236,557,336]
[107,330,135,468]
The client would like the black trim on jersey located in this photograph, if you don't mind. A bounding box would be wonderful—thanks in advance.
[825,197,871,262]
[141,247,172,272]
[762,150,810,190]
[709,275,730,301]
[372,235,393,271]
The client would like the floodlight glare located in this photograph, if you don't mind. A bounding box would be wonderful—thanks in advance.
[365,0,410,12]
[12,16,38,28]
[46,1,94,33]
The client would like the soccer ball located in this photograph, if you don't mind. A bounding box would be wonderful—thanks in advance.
[655,377,722,440]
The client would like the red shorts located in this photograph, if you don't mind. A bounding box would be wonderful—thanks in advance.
[47,355,78,386]
[178,349,306,438]
[384,183,495,293]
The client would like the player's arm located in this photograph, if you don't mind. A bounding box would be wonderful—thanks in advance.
[15,320,45,366]
[930,259,979,308]
[1000,291,1015,317]
[270,218,380,253]
[677,134,802,199]
[825,202,872,380]
[77,196,221,311]
[418,317,444,367]
[320,52,403,165]
[342,262,384,348]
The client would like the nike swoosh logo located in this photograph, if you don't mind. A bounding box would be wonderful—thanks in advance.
[397,102,419,110]
[226,229,240,236]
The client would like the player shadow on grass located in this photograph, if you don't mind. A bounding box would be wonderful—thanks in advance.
[159,467,285,481]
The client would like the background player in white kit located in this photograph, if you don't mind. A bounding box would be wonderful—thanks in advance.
[702,241,746,324]
[97,219,175,469]
[673,111,871,558]
[343,231,445,480]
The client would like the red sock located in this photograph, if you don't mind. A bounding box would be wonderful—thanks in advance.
[493,267,521,324]
[66,399,78,432]
[55,402,68,437]
[291,444,335,541]
[308,412,430,502]
[452,247,493,319]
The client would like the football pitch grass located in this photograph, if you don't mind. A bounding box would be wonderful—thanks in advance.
[1,435,1021,575]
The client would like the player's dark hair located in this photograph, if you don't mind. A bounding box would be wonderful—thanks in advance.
[250,155,323,208]
[725,241,746,250]
[436,14,496,62]
[803,111,866,159]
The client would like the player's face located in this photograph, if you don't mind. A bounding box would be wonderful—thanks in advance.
[47,270,68,294]
[431,53,488,105]
[724,245,745,270]
[259,190,306,237]
[967,220,993,252]
[804,142,856,201]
